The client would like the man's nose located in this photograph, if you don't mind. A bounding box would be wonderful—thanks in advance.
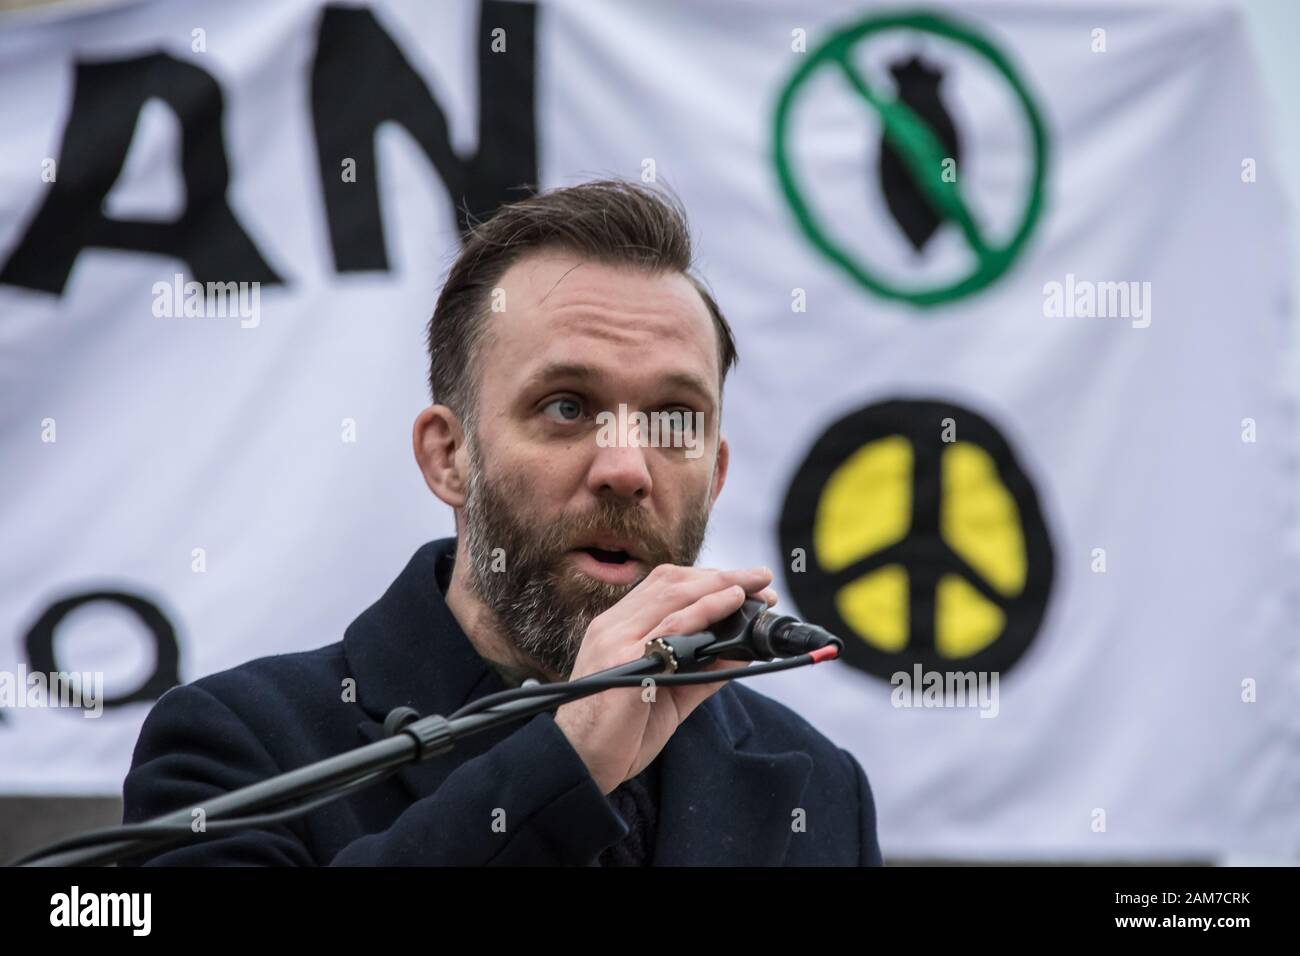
[586,438,653,502]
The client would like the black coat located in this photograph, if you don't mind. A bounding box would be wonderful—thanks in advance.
[122,539,884,865]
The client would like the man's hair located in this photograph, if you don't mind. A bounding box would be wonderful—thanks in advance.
[425,180,739,424]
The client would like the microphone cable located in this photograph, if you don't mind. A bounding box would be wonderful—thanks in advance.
[451,645,839,720]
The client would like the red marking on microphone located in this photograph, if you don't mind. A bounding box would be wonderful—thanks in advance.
[809,645,839,663]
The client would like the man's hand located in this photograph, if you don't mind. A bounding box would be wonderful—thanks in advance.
[553,564,777,794]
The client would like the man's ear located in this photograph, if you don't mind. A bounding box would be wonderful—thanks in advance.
[413,405,468,508]
[710,433,729,506]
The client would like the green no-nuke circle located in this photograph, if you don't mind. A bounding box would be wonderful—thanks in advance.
[773,12,1049,307]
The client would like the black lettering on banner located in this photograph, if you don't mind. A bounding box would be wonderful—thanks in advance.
[21,590,181,711]
[0,54,283,294]
[311,0,539,272]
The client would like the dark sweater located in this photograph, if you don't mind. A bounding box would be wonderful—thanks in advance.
[595,760,659,866]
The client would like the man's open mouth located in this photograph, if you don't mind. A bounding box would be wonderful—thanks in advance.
[574,546,635,566]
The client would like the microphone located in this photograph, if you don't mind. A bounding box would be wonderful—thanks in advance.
[645,598,843,672]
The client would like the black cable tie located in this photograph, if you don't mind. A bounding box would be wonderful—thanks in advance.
[400,714,454,759]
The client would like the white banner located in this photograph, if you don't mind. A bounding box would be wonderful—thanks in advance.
[1,0,1296,861]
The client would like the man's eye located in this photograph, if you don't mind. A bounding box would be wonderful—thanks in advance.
[542,397,584,422]
[661,407,693,431]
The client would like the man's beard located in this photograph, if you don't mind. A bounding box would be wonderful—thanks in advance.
[461,438,712,679]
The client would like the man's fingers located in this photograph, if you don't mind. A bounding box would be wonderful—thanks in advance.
[639,586,763,718]
[594,565,774,644]
[645,584,749,643]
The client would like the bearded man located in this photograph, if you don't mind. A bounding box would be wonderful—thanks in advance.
[121,181,884,866]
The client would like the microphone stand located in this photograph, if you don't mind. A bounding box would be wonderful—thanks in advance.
[21,656,667,867]
[18,599,840,867]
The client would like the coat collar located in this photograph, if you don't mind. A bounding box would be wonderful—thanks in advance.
[344,538,812,864]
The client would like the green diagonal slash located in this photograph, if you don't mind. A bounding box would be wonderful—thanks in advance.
[773,12,1048,307]
[834,54,991,260]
